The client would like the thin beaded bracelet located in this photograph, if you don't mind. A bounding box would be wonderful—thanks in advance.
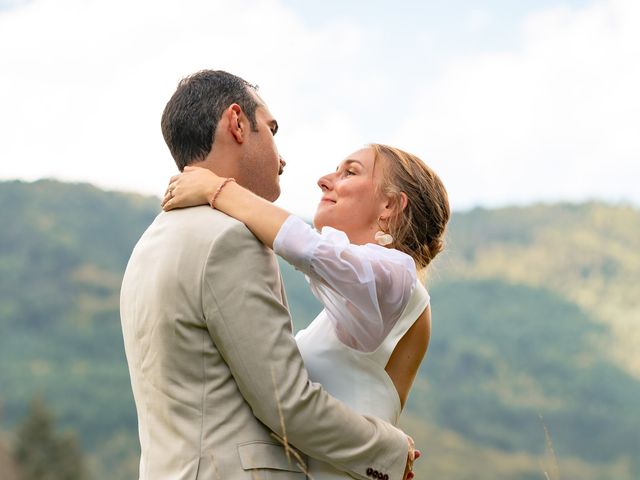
[209,177,236,209]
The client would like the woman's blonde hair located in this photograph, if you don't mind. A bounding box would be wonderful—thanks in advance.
[370,143,450,274]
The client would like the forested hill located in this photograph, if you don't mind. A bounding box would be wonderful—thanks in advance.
[1,179,638,480]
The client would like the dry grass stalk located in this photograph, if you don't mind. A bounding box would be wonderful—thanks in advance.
[539,414,560,480]
[270,367,313,479]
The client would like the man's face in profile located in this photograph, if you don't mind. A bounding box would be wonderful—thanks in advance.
[238,90,285,202]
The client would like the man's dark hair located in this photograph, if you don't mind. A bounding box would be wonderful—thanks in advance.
[161,70,260,171]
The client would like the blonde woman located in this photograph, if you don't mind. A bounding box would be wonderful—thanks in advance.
[163,143,450,480]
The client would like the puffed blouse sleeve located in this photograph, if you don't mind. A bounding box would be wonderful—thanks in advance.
[273,215,417,352]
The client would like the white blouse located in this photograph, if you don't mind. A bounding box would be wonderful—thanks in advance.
[273,215,418,352]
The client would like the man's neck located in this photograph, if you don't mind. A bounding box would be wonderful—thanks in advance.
[192,150,239,179]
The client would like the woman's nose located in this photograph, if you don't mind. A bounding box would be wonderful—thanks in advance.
[317,174,332,191]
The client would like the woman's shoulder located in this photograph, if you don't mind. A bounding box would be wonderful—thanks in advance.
[318,226,415,266]
[362,242,417,273]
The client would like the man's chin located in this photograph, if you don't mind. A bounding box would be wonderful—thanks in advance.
[266,185,281,203]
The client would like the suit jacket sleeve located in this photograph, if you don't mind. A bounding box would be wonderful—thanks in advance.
[201,222,409,480]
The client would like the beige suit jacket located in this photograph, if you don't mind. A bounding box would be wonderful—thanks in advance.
[120,206,408,480]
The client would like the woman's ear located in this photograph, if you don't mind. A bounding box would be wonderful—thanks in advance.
[398,192,408,212]
[380,192,408,223]
[224,104,245,144]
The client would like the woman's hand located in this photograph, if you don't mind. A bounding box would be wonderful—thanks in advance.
[162,164,290,249]
[403,436,421,480]
[162,166,221,211]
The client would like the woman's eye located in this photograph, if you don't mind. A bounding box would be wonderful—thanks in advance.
[345,170,356,176]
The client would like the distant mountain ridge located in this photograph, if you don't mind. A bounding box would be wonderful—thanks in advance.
[436,202,640,378]
[1,179,638,480]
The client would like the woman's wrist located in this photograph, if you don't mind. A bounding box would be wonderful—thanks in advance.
[209,177,236,209]
[204,178,219,204]
[202,171,224,205]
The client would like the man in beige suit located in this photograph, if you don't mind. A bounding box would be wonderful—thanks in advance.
[120,70,412,480]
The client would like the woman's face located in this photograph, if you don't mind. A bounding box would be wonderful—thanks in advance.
[313,147,391,245]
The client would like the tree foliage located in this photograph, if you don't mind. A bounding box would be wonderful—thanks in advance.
[1,180,639,480]
[13,396,88,480]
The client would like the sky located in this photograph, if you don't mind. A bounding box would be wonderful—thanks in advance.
[0,0,638,217]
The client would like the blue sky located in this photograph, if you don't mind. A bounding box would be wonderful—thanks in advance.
[285,0,589,50]
[0,0,637,217]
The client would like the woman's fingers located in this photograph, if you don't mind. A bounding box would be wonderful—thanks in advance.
[162,166,216,210]
[161,193,172,210]
[403,435,416,480]
[161,182,179,210]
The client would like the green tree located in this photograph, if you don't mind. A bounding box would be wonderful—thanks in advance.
[13,396,88,480]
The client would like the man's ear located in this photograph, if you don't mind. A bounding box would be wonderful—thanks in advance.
[224,104,246,144]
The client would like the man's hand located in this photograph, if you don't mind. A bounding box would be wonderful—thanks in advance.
[403,436,421,480]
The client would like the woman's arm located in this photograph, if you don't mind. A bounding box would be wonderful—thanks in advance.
[163,167,417,352]
[162,166,290,249]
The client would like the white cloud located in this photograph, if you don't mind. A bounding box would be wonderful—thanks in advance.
[467,8,492,32]
[393,0,640,210]
[0,0,369,216]
[1,0,639,218]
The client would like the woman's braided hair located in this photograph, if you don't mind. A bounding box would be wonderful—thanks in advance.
[371,144,450,274]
